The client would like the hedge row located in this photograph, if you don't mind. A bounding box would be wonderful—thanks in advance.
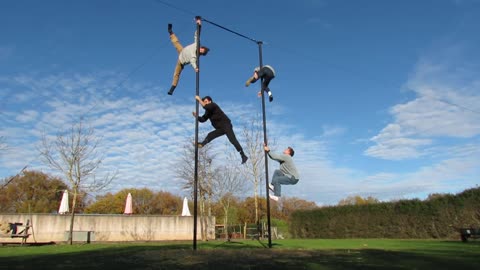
[289,187,480,239]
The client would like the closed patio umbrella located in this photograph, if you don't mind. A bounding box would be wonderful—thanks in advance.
[58,190,69,214]
[124,193,133,215]
[181,197,191,216]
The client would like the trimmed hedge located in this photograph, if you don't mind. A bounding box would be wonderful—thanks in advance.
[289,187,480,239]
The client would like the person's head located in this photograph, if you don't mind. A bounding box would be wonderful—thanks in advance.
[202,96,212,104]
[199,46,210,56]
[283,146,295,157]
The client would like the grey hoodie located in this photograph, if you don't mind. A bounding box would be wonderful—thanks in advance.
[267,151,299,180]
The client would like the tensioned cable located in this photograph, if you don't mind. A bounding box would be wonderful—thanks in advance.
[0,166,27,190]
[201,18,260,44]
[435,97,480,115]
[152,0,195,17]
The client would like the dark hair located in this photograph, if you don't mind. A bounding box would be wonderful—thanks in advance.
[202,96,212,102]
[200,46,210,56]
[287,147,295,157]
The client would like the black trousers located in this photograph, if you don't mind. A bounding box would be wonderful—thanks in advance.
[201,123,243,152]
[257,67,275,92]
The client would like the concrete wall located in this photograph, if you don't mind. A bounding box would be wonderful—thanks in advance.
[0,214,215,244]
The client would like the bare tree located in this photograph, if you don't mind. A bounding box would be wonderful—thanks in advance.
[238,116,267,224]
[39,119,115,244]
[175,138,216,241]
[213,145,248,240]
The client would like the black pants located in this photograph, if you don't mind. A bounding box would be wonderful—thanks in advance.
[258,67,275,92]
[201,123,243,152]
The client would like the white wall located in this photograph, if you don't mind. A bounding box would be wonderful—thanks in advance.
[0,214,215,243]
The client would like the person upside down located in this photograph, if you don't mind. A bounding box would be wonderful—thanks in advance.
[245,65,276,102]
[167,17,210,95]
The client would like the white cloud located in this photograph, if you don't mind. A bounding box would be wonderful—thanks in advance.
[365,48,480,160]
[321,125,346,138]
[365,123,432,160]
[16,110,39,123]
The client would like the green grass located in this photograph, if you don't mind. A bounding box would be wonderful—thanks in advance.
[1,239,479,269]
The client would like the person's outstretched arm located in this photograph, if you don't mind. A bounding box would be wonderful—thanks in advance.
[264,144,287,162]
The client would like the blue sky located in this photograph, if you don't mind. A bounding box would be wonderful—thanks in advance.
[1,0,479,206]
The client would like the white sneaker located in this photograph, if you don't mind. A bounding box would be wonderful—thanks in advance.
[269,194,279,201]
[268,184,274,192]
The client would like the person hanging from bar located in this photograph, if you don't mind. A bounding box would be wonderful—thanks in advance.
[167,17,210,95]
[193,95,248,164]
[245,65,275,102]
[264,144,299,201]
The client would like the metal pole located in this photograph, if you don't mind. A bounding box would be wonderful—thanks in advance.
[257,41,272,248]
[193,16,202,251]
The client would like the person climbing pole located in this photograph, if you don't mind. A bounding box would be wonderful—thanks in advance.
[245,65,275,102]
[167,17,210,95]
[264,144,299,201]
[193,95,248,164]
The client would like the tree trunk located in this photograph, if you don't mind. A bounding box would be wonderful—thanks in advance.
[68,189,78,245]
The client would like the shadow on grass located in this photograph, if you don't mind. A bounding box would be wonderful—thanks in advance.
[212,239,270,249]
[1,241,479,270]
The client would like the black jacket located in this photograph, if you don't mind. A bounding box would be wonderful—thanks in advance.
[198,102,231,129]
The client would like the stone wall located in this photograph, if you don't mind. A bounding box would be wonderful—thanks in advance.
[0,213,215,244]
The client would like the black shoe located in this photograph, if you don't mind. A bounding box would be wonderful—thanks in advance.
[269,95,273,102]
[168,24,173,34]
[241,154,248,164]
[168,85,176,95]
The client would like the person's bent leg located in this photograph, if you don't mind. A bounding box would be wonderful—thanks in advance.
[225,126,248,163]
[272,171,298,196]
[224,126,243,152]
[271,170,289,197]
[201,129,225,146]
[262,76,274,102]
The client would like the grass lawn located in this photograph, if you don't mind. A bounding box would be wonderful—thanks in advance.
[1,239,479,269]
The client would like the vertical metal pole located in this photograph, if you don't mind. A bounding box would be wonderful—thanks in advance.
[258,41,272,248]
[193,17,202,251]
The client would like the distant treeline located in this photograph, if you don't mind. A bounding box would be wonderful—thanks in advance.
[289,187,480,239]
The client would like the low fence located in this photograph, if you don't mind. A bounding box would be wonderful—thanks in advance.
[0,213,215,244]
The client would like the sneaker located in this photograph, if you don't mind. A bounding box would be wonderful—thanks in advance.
[241,154,248,164]
[269,194,279,201]
[167,85,176,95]
[269,95,273,102]
[268,184,274,192]
[245,78,252,87]
[168,23,173,34]
[197,143,204,148]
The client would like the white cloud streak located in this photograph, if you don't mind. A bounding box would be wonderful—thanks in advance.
[365,48,480,161]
